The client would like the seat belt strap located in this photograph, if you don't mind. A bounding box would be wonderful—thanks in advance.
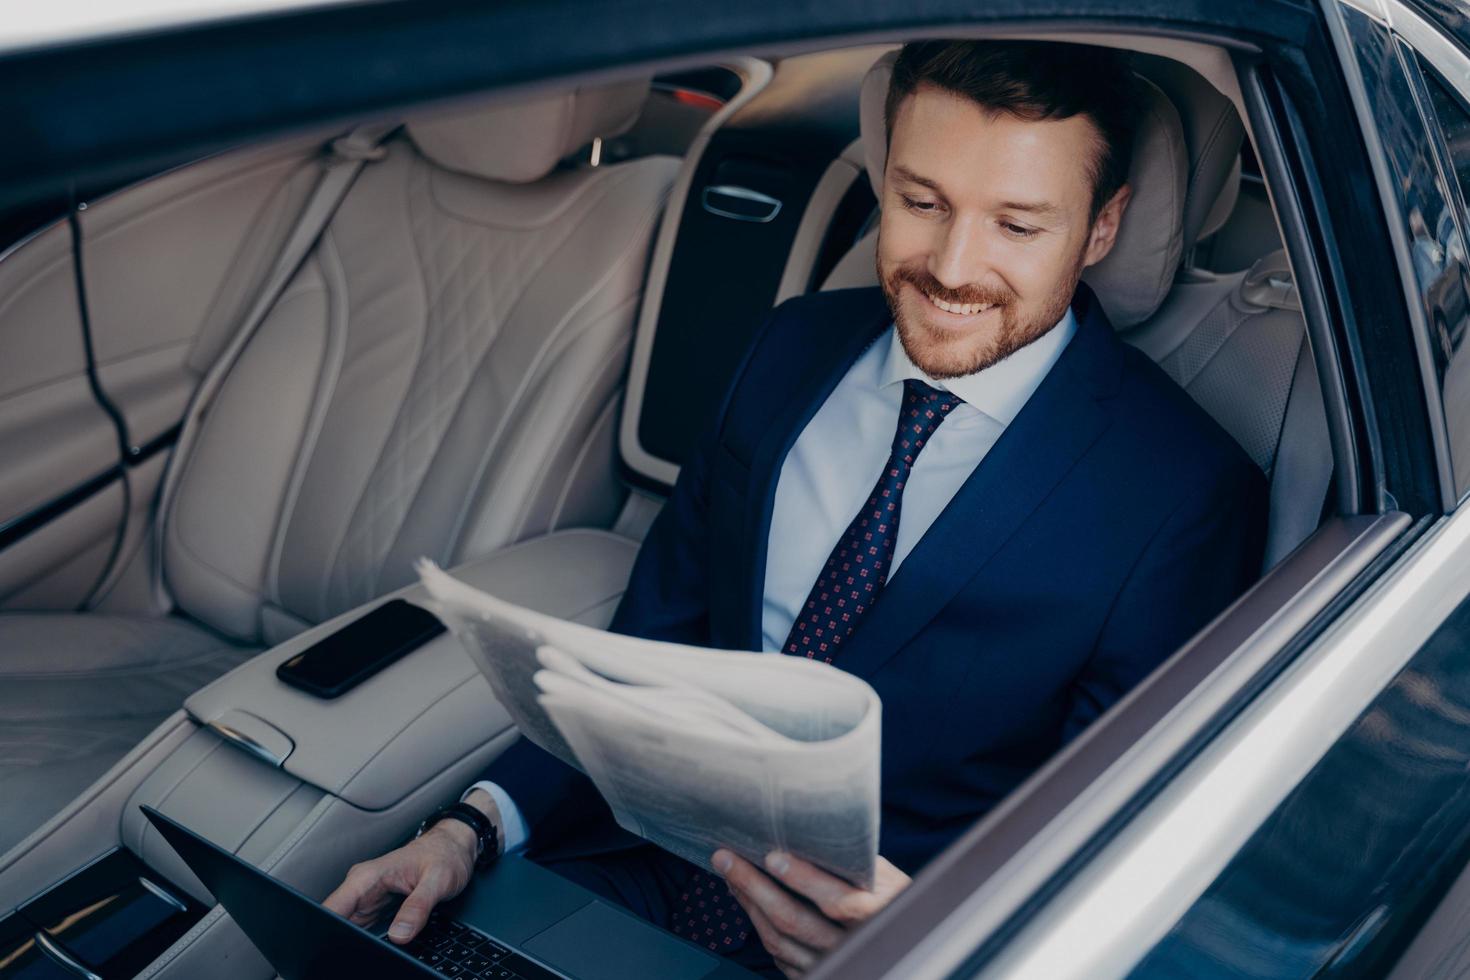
[150,123,396,600]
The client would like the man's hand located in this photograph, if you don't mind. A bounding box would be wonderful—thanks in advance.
[323,790,501,944]
[713,849,911,979]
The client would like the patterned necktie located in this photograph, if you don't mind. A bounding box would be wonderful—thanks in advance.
[671,381,962,955]
[782,378,962,663]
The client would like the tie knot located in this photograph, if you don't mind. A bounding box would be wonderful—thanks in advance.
[892,380,962,460]
[903,379,962,415]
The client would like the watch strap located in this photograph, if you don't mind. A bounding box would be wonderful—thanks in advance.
[419,802,499,869]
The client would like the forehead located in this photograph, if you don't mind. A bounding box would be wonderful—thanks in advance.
[888,85,1099,211]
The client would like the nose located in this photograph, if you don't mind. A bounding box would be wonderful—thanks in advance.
[928,212,988,290]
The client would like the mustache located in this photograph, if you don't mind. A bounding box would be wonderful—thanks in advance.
[890,265,1014,308]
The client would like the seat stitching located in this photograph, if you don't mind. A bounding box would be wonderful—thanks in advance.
[267,226,362,617]
[0,644,255,681]
[545,337,632,531]
[334,165,630,601]
[317,158,441,610]
[164,284,331,607]
[438,175,668,556]
[496,307,635,543]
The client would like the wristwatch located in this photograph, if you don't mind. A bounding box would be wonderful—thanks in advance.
[417,801,500,870]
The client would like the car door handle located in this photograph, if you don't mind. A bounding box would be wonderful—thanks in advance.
[701,184,783,223]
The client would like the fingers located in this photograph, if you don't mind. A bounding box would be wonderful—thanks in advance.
[324,861,392,926]
[387,864,454,943]
[716,851,844,952]
[742,896,821,978]
[873,856,914,899]
[762,852,911,925]
[762,852,873,925]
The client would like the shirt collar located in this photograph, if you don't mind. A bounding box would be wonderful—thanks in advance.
[877,306,1079,427]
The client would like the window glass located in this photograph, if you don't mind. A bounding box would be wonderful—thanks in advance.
[1415,59,1470,501]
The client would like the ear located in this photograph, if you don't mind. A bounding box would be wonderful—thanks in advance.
[1082,183,1133,268]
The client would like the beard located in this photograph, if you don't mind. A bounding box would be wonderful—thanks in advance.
[879,248,1084,379]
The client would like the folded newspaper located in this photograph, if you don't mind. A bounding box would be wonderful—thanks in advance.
[418,561,881,889]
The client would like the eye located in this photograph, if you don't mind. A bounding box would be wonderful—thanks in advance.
[900,194,943,215]
[999,220,1040,239]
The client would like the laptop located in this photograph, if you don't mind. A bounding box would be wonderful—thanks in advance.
[140,806,757,980]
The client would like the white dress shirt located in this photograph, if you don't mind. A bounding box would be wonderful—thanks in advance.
[469,308,1079,852]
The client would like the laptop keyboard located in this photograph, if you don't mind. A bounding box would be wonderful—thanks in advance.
[398,913,565,980]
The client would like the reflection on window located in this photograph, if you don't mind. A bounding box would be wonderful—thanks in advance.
[1417,58,1470,499]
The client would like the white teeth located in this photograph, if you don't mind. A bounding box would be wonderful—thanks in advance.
[925,293,992,316]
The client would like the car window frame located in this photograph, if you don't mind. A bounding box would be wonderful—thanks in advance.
[1392,0,1470,505]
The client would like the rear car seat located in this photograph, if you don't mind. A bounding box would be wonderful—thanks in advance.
[0,82,679,855]
[822,52,1329,570]
[1128,251,1329,567]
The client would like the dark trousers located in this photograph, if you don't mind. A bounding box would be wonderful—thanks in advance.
[539,846,783,978]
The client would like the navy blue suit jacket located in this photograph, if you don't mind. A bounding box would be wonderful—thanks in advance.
[485,284,1268,876]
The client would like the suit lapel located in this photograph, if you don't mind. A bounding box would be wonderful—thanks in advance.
[832,287,1123,679]
[736,294,893,649]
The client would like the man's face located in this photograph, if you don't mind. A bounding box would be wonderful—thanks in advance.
[878,83,1131,378]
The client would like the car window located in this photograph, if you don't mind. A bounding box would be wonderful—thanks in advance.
[1413,57,1470,502]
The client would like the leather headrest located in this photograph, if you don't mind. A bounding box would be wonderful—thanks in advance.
[858,50,1189,328]
[1131,55,1245,248]
[1077,78,1186,327]
[406,79,649,184]
[1197,155,1241,242]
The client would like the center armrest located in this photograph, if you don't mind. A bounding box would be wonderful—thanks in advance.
[182,529,639,810]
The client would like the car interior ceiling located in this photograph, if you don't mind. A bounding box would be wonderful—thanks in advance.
[0,26,1347,975]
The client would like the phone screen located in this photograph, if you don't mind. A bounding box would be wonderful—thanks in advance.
[276,599,445,697]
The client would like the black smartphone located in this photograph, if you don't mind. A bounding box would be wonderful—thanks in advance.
[275,599,446,699]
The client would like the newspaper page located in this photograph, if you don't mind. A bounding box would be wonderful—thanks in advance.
[419,561,881,889]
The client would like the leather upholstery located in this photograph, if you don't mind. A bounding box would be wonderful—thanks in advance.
[0,87,677,853]
[1132,54,1246,250]
[1123,250,1327,568]
[407,80,649,183]
[0,614,256,855]
[164,137,677,642]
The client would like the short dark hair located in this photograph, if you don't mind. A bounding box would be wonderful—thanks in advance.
[884,40,1140,220]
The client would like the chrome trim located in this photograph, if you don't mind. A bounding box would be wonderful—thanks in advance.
[1385,0,1470,92]
[138,875,189,914]
[33,930,103,980]
[206,719,286,768]
[700,184,783,222]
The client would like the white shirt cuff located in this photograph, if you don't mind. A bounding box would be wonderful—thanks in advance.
[462,780,529,855]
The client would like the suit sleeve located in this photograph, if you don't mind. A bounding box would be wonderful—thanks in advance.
[1061,460,1269,744]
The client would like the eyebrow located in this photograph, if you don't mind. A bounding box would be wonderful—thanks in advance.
[891,165,943,192]
[891,165,1064,220]
[997,199,1063,218]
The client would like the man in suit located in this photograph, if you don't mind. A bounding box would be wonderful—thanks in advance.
[326,40,1268,978]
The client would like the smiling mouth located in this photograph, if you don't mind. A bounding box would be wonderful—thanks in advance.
[911,284,997,318]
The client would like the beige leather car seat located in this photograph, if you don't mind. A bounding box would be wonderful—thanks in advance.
[824,52,1329,569]
[0,82,678,855]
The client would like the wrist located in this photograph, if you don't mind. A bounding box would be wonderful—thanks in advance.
[417,800,500,868]
[428,814,478,856]
[462,789,504,857]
